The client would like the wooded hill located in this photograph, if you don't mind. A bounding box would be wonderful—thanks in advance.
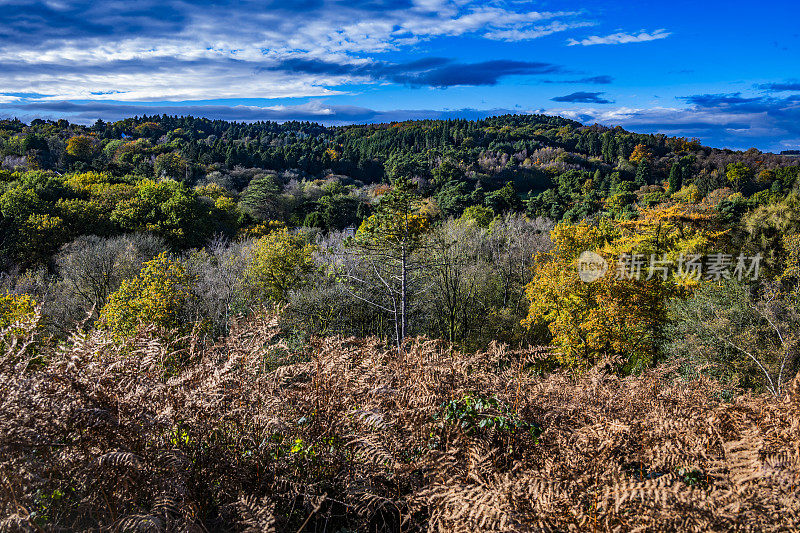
[1,113,798,270]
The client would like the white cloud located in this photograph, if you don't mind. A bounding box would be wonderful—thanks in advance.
[0,94,21,104]
[567,29,671,46]
[0,0,592,101]
[485,21,596,42]
[12,68,343,103]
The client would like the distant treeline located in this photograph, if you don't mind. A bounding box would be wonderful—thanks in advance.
[1,113,798,270]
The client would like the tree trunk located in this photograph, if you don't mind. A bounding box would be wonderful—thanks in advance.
[400,243,407,345]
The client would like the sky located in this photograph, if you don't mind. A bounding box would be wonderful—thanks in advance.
[0,0,798,152]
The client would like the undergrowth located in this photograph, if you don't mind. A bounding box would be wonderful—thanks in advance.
[1,312,798,531]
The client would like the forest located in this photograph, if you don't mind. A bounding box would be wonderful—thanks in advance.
[1,113,800,531]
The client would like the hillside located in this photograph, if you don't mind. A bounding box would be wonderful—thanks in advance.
[2,113,798,270]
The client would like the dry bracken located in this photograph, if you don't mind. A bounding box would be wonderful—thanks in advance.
[0,313,798,531]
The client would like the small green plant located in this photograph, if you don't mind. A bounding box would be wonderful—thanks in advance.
[436,393,541,438]
[678,467,708,487]
[168,426,191,447]
[32,487,68,525]
[260,328,310,373]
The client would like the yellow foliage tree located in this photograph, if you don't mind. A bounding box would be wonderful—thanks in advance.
[246,228,316,303]
[460,205,495,228]
[629,143,652,164]
[671,184,703,204]
[780,232,800,298]
[133,121,163,138]
[0,292,37,334]
[195,183,227,199]
[238,220,285,240]
[65,171,111,194]
[100,252,195,337]
[66,135,97,159]
[616,200,723,257]
[522,221,671,373]
[21,213,67,264]
[324,147,340,161]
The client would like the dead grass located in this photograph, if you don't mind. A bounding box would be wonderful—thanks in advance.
[1,312,798,531]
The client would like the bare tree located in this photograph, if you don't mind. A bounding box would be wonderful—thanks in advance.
[184,236,253,333]
[485,214,554,316]
[670,280,799,396]
[328,177,430,349]
[56,233,167,315]
[426,218,489,344]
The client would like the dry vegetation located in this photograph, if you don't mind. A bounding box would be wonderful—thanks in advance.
[1,312,799,532]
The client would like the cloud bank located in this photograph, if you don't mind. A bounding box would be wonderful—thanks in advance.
[551,92,614,104]
[3,100,519,126]
[552,91,800,151]
[264,58,564,87]
[0,0,591,101]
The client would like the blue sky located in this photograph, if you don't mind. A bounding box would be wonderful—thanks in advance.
[0,0,798,151]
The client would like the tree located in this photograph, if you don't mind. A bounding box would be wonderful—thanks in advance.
[133,121,164,140]
[66,135,97,160]
[668,280,799,396]
[185,238,254,333]
[239,173,282,221]
[605,181,637,220]
[635,160,651,186]
[744,196,800,270]
[668,163,683,193]
[487,214,553,318]
[303,211,325,229]
[110,179,212,248]
[522,221,670,372]
[629,144,652,165]
[485,181,523,213]
[317,194,360,230]
[154,152,188,180]
[99,252,195,338]
[461,205,495,227]
[426,218,488,344]
[56,234,167,317]
[435,180,471,217]
[0,292,37,335]
[672,184,702,204]
[432,159,464,185]
[385,152,428,182]
[726,162,755,191]
[246,228,316,304]
[339,176,430,348]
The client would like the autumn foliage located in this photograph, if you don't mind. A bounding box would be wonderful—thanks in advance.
[99,252,195,337]
[523,221,669,372]
[246,228,316,303]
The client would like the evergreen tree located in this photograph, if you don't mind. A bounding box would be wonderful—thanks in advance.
[669,163,683,192]
[635,160,650,186]
[239,173,282,221]
[342,176,431,348]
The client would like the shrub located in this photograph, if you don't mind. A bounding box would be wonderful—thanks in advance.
[56,233,167,316]
[99,252,195,337]
[667,280,800,396]
[461,204,495,227]
[1,316,798,531]
[0,292,36,333]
